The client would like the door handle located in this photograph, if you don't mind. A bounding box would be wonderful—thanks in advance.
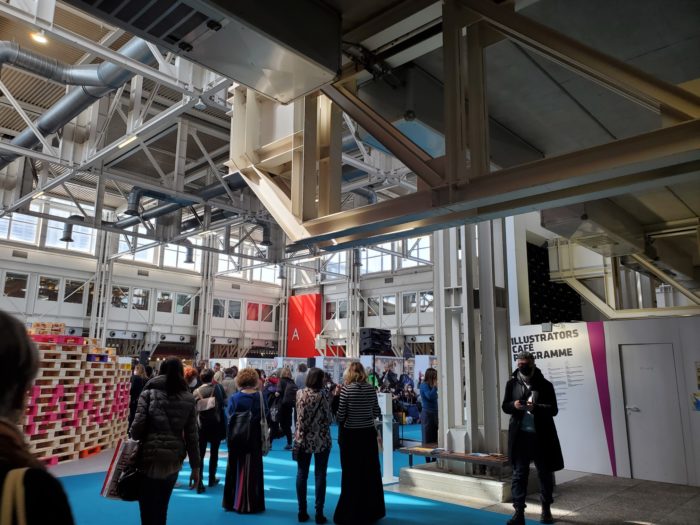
[625,406,640,412]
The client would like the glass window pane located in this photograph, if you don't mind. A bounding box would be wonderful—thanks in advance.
[325,301,336,320]
[64,280,85,304]
[4,273,28,298]
[420,291,434,313]
[176,294,192,315]
[382,295,396,316]
[228,300,241,319]
[157,291,173,313]
[247,302,259,321]
[111,286,129,308]
[132,288,150,310]
[9,214,38,243]
[367,297,380,317]
[338,300,348,319]
[38,276,60,301]
[403,292,417,314]
[261,304,273,322]
[213,298,225,318]
[0,216,9,238]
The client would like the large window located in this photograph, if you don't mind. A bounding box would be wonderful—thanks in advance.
[247,302,259,321]
[37,276,60,302]
[163,240,201,272]
[118,225,156,264]
[176,293,192,315]
[111,286,129,308]
[217,253,244,279]
[402,292,417,314]
[360,243,392,274]
[323,252,347,277]
[64,280,86,304]
[213,298,225,318]
[382,294,396,316]
[325,301,336,320]
[228,300,241,320]
[400,236,432,268]
[157,291,173,313]
[420,291,434,313]
[4,273,28,298]
[131,288,150,311]
[250,264,277,284]
[367,296,380,317]
[45,203,96,254]
[338,299,348,319]
[2,212,39,244]
[261,304,274,322]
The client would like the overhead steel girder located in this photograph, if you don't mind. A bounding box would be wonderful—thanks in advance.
[321,85,444,188]
[289,118,700,250]
[458,0,700,121]
[563,277,700,319]
[0,2,194,96]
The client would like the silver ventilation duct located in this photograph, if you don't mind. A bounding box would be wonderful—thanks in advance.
[0,41,107,86]
[113,172,247,229]
[0,38,154,170]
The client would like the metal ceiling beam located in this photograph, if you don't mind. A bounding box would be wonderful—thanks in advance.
[0,2,194,96]
[459,0,700,120]
[292,119,700,248]
[322,84,444,188]
[629,254,700,306]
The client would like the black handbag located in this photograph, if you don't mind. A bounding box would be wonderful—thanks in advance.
[227,408,252,452]
[116,467,143,501]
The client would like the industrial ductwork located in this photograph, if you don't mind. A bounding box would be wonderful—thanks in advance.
[114,172,247,229]
[59,215,84,242]
[180,209,237,232]
[0,37,154,170]
[0,41,108,86]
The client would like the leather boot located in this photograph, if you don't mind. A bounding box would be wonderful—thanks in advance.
[540,503,554,524]
[507,508,525,525]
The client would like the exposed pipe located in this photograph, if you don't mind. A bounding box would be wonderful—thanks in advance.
[0,41,105,86]
[59,215,84,242]
[0,38,155,170]
[114,172,247,229]
[180,209,237,232]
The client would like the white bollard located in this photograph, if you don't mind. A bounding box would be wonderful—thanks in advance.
[378,393,398,484]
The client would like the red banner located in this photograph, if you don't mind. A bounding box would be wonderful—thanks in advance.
[287,294,322,357]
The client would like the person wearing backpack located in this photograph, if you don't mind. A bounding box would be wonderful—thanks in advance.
[223,368,270,514]
[193,369,227,493]
[277,367,298,451]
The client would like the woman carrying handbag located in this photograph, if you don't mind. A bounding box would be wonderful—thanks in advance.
[0,310,74,525]
[130,357,201,525]
[223,368,270,514]
[294,368,332,524]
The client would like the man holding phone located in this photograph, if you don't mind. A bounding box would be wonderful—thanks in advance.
[502,351,563,525]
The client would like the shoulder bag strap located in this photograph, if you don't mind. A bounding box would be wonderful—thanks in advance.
[1,468,29,525]
[258,390,265,420]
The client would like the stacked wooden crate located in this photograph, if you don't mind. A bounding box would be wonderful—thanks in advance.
[23,324,131,465]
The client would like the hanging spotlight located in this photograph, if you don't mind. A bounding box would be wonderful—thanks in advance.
[30,30,48,44]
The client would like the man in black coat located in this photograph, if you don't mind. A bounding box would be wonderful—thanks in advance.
[502,351,564,525]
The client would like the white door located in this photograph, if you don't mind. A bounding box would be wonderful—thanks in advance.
[620,344,687,484]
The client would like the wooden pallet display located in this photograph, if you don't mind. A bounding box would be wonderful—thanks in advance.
[24,334,131,464]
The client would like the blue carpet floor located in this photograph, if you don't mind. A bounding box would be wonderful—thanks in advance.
[61,425,531,525]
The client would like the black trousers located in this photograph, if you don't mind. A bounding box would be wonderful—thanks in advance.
[198,426,222,484]
[296,448,330,515]
[280,406,293,445]
[421,410,438,463]
[511,432,554,510]
[137,472,178,525]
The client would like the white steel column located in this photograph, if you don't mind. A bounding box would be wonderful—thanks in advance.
[433,228,466,452]
[505,216,531,328]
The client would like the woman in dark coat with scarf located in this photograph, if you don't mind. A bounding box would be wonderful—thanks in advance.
[502,351,563,525]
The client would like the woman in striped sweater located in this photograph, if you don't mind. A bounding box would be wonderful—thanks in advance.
[333,362,385,524]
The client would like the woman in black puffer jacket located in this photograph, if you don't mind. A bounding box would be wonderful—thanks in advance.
[131,357,201,525]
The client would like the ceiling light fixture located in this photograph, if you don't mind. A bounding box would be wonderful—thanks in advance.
[30,30,48,44]
[118,135,138,149]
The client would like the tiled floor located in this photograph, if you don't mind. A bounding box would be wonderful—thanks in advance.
[388,471,700,525]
